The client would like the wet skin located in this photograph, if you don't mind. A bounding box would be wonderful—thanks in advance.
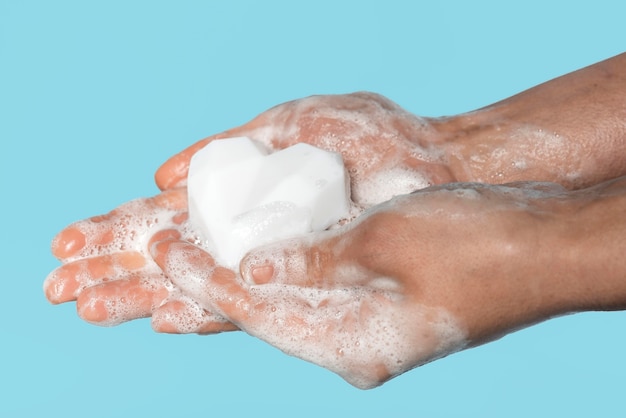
[44,53,626,387]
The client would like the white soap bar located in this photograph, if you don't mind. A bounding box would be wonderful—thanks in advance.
[187,137,351,268]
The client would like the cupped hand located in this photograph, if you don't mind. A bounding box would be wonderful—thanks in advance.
[150,181,574,388]
[155,92,455,206]
[46,92,459,333]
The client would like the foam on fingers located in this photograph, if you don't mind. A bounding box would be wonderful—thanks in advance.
[151,297,237,334]
[43,251,149,303]
[154,236,468,389]
[216,280,466,389]
[76,275,170,326]
[151,240,257,323]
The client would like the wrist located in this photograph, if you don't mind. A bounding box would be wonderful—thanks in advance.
[434,53,626,188]
[429,110,518,184]
[440,184,614,345]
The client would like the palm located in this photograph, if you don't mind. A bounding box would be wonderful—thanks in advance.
[150,200,469,388]
[225,278,456,388]
[46,93,456,334]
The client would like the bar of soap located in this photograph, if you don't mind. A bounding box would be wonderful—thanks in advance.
[187,137,351,268]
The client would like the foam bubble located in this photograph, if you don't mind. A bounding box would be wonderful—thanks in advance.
[237,282,468,389]
[46,189,218,326]
[353,166,432,207]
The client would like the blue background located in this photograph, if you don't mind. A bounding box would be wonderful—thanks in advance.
[2,1,625,416]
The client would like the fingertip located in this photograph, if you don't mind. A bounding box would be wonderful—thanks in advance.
[242,235,339,288]
[51,227,86,259]
[151,300,190,334]
[76,277,166,327]
[151,318,182,334]
[42,278,65,305]
[150,239,214,273]
[151,299,239,334]
[154,154,186,190]
[43,277,62,305]
[43,265,80,304]
[76,291,111,325]
[151,229,182,244]
[148,229,181,257]
[150,240,217,301]
[155,138,213,190]
[240,253,275,285]
[149,239,174,268]
[240,238,311,286]
[152,188,188,211]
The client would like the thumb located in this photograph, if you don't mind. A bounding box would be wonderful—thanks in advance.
[239,231,342,288]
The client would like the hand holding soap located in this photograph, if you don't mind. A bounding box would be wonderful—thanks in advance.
[187,137,351,268]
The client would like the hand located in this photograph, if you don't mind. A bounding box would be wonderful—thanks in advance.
[150,181,585,388]
[44,188,237,333]
[45,92,456,332]
[45,50,626,334]
[154,92,456,206]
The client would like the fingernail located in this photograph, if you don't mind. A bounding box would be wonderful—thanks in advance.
[52,227,86,259]
[251,264,275,284]
[241,253,275,285]
[149,240,171,266]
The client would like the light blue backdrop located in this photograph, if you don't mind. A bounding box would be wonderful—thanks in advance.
[1,1,624,416]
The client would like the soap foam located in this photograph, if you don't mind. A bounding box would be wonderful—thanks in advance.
[451,125,584,187]
[353,166,433,207]
[234,282,468,389]
[160,214,470,388]
[45,191,220,330]
[217,92,449,207]
[51,199,184,264]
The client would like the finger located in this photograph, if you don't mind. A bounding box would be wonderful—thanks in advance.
[151,238,390,388]
[76,275,170,326]
[51,189,187,262]
[238,231,345,288]
[154,138,211,191]
[151,239,257,324]
[44,251,147,304]
[151,240,243,312]
[151,297,238,334]
[151,239,333,329]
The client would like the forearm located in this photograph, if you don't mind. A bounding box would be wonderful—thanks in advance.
[421,178,626,347]
[438,52,626,188]
[554,175,626,312]
[514,175,626,333]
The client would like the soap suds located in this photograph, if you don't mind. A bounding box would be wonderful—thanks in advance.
[453,124,583,187]
[166,246,468,389]
[353,166,432,207]
[45,190,220,331]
